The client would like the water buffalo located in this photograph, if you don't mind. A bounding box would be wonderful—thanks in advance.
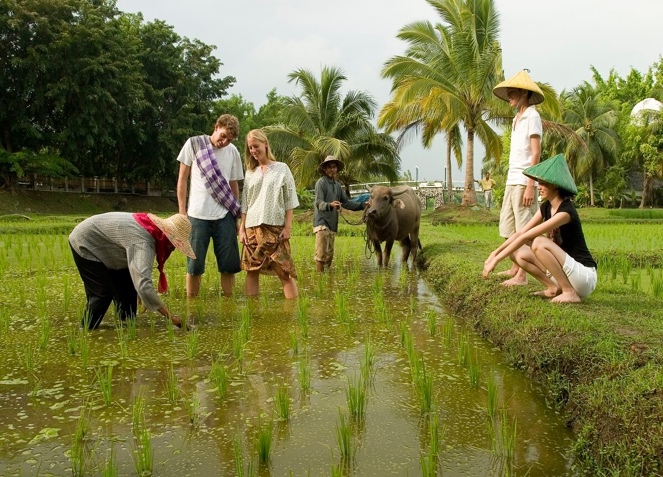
[365,185,422,267]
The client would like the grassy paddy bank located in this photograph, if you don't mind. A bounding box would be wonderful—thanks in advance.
[419,206,663,476]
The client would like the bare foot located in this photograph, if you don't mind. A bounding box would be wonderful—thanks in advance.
[497,270,516,277]
[501,277,528,286]
[531,288,561,298]
[551,291,582,303]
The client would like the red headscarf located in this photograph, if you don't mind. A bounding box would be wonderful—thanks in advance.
[133,213,174,293]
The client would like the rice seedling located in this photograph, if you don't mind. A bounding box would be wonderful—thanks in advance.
[184,391,202,428]
[468,355,481,387]
[491,408,517,464]
[620,257,632,284]
[256,416,273,466]
[79,333,90,369]
[419,446,437,477]
[274,381,291,421]
[186,327,200,359]
[29,378,42,398]
[102,444,118,477]
[346,374,367,420]
[359,337,376,385]
[631,270,642,292]
[335,408,355,461]
[23,341,39,373]
[66,324,81,356]
[457,332,470,367]
[289,330,299,356]
[296,296,309,338]
[335,291,349,324]
[115,323,129,359]
[441,319,453,347]
[409,294,417,315]
[401,326,416,368]
[425,310,437,337]
[132,388,147,433]
[298,352,311,393]
[209,357,230,399]
[315,271,328,297]
[70,407,90,477]
[96,364,114,407]
[486,372,498,421]
[373,296,390,323]
[166,319,176,341]
[414,358,434,414]
[126,317,138,341]
[163,362,180,403]
[234,433,254,477]
[37,315,52,350]
[131,426,153,476]
[427,412,442,457]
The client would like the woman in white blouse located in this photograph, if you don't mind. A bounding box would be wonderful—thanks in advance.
[239,129,299,298]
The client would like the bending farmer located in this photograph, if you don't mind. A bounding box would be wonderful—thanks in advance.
[69,212,196,329]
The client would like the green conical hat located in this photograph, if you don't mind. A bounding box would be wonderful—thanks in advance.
[523,154,577,195]
[493,69,544,105]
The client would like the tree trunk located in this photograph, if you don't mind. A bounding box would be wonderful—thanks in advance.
[640,172,652,208]
[589,172,595,206]
[461,130,477,206]
[446,137,452,203]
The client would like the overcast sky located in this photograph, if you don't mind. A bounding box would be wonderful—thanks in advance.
[117,0,663,183]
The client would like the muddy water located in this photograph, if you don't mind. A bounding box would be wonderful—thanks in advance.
[0,236,574,476]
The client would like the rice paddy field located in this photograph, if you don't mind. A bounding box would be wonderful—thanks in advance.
[0,213,578,476]
[0,207,661,476]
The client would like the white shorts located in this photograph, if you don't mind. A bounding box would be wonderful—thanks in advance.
[549,254,597,298]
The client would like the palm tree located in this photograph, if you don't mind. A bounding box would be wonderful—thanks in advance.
[265,66,400,193]
[626,106,663,208]
[562,82,620,206]
[379,96,463,202]
[381,0,503,206]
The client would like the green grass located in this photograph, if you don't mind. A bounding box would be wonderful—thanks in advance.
[421,215,663,475]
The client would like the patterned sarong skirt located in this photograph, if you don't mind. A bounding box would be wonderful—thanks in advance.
[241,224,297,279]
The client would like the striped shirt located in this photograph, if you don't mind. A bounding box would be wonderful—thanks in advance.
[69,212,164,311]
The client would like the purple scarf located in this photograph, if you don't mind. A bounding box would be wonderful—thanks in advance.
[192,135,241,218]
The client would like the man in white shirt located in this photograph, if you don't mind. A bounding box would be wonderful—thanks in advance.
[492,70,544,286]
[176,114,244,297]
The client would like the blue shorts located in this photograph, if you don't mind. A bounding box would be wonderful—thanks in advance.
[187,215,241,275]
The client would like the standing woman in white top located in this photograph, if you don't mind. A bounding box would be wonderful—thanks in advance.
[239,129,299,299]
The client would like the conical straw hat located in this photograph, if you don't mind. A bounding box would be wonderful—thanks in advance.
[523,154,577,195]
[147,213,196,258]
[493,69,544,105]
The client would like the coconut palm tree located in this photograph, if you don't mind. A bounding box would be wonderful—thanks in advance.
[379,96,463,202]
[265,66,400,193]
[381,0,503,206]
[562,82,620,206]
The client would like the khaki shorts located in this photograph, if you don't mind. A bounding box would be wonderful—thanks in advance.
[314,227,335,264]
[499,185,538,238]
